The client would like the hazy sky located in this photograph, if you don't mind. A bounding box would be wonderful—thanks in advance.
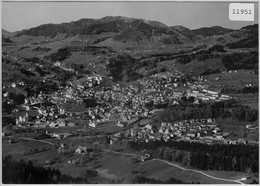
[2,1,259,32]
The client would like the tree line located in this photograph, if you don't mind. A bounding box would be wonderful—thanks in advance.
[131,175,190,184]
[2,156,89,184]
[127,140,259,173]
[156,101,258,123]
[221,51,258,71]
[223,86,258,94]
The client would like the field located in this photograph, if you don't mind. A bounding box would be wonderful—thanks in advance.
[2,139,53,156]
[59,149,139,183]
[135,159,247,184]
[217,119,258,141]
[233,93,259,110]
[176,58,225,76]
[96,151,138,179]
[206,69,258,90]
[22,149,58,164]
[60,103,89,113]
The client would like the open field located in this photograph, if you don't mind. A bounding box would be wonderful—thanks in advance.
[2,140,53,156]
[176,58,226,76]
[59,150,139,183]
[206,70,258,89]
[22,149,58,164]
[60,103,89,113]
[135,159,247,184]
[97,151,139,179]
[217,119,258,141]
[233,93,259,110]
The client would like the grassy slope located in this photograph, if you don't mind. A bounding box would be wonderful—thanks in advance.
[176,58,226,75]
[136,159,247,184]
[206,70,258,88]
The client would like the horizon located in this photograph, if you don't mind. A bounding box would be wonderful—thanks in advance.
[2,15,258,33]
[2,1,259,32]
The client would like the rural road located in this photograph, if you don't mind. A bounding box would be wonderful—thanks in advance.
[19,137,55,146]
[103,149,245,184]
[152,159,245,185]
[18,138,246,184]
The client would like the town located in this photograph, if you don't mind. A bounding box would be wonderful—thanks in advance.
[2,5,259,184]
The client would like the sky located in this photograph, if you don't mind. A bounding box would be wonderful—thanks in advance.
[2,1,259,32]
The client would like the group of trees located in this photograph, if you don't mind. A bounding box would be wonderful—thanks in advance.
[156,101,258,123]
[127,140,259,173]
[208,45,226,53]
[35,66,49,77]
[48,47,72,62]
[221,51,258,71]
[2,156,89,184]
[8,92,25,105]
[131,175,188,184]
[223,86,258,94]
[20,68,36,77]
[227,25,258,49]
[107,54,139,81]
[227,37,258,49]
[83,98,98,108]
[51,66,75,86]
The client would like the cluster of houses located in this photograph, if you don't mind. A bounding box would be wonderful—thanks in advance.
[10,70,232,131]
[76,75,104,90]
[125,118,247,145]
[186,89,231,102]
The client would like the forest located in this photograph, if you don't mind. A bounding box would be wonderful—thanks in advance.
[221,51,258,70]
[131,175,189,184]
[2,156,89,184]
[156,101,258,123]
[127,140,259,173]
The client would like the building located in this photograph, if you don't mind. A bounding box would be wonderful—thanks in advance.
[75,146,88,154]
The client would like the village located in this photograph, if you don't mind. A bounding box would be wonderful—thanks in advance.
[3,60,247,151]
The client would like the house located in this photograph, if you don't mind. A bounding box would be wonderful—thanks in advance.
[67,121,75,127]
[89,120,96,128]
[207,118,213,123]
[57,119,66,127]
[11,82,16,88]
[75,146,88,154]
[3,92,8,97]
[186,133,196,138]
[49,122,57,128]
[52,133,63,139]
[116,121,124,127]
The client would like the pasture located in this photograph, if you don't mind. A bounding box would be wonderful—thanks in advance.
[2,140,53,156]
[135,159,246,184]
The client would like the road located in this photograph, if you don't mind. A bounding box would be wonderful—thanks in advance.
[152,159,245,184]
[19,138,245,184]
[103,149,245,184]
[19,137,55,146]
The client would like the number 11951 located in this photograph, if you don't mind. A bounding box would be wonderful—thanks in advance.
[229,3,254,21]
[232,8,252,15]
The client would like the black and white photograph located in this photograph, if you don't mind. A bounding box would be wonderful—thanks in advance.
[1,1,259,184]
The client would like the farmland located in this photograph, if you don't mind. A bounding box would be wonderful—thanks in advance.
[135,159,247,184]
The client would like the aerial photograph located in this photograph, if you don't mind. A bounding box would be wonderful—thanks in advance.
[1,1,259,184]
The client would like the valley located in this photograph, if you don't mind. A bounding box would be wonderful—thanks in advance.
[2,16,259,184]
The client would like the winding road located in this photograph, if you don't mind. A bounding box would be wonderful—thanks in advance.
[152,159,245,184]
[103,149,245,184]
[19,137,246,184]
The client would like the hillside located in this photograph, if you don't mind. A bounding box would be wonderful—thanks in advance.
[2,16,258,84]
[15,16,180,38]
[171,26,234,37]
